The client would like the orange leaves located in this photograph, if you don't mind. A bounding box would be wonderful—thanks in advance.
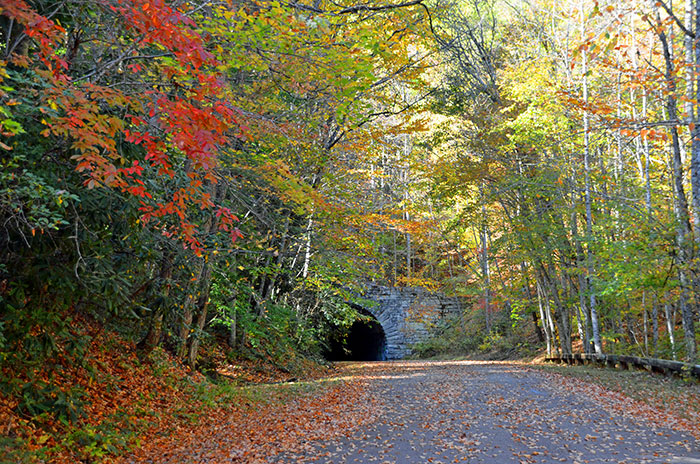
[0,0,65,73]
[0,0,251,251]
[617,126,668,141]
[117,362,376,464]
[1,320,198,462]
[117,0,215,72]
[639,127,667,140]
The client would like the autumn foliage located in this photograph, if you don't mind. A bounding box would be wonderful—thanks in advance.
[0,0,436,460]
[1,0,245,251]
[3,0,700,460]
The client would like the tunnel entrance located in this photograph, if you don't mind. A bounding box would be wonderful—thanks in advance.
[326,310,387,361]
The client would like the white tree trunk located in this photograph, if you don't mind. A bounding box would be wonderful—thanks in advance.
[581,1,602,354]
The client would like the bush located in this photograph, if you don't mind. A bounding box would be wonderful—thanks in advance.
[412,308,538,359]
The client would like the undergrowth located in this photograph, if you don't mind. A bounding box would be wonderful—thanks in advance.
[411,310,540,360]
[0,319,331,464]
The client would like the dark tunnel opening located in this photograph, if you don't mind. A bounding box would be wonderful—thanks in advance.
[326,314,387,361]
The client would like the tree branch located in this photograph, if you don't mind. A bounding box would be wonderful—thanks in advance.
[286,0,425,15]
[656,0,695,38]
[337,0,424,14]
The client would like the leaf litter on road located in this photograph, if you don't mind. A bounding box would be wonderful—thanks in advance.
[119,360,699,464]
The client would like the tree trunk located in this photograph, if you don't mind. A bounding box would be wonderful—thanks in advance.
[665,302,677,360]
[643,305,649,356]
[690,0,700,246]
[580,1,602,354]
[541,263,571,355]
[228,301,237,349]
[536,279,553,356]
[655,5,698,362]
[481,185,491,333]
[522,265,545,343]
[139,251,173,355]
[302,216,313,279]
[177,259,204,359]
[571,210,592,353]
[187,259,214,368]
[652,301,659,355]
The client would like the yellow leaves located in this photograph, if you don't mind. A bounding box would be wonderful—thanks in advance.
[257,160,325,214]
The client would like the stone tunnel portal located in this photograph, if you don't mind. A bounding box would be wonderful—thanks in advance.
[326,306,387,361]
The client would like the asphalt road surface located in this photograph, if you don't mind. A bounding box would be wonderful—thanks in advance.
[277,361,700,464]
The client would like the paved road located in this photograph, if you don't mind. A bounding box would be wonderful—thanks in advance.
[277,361,700,464]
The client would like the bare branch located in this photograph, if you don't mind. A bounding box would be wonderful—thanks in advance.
[656,0,695,38]
[286,0,425,15]
[337,0,424,14]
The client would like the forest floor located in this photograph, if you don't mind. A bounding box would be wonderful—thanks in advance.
[4,340,700,463]
[0,322,339,464]
[120,360,700,464]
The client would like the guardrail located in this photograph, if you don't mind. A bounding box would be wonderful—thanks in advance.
[545,353,700,380]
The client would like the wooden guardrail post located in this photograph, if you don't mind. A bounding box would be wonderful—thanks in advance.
[544,353,700,380]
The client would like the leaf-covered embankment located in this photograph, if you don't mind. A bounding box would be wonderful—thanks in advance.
[0,319,373,463]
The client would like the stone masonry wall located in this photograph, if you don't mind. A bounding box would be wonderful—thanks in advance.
[361,286,465,360]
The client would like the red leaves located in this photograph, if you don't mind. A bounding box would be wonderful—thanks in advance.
[216,207,244,243]
[120,0,215,72]
[0,0,65,72]
[2,0,249,250]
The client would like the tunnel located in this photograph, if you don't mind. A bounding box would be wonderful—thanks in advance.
[326,310,387,361]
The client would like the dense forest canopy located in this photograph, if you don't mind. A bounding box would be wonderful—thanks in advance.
[1,0,700,444]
